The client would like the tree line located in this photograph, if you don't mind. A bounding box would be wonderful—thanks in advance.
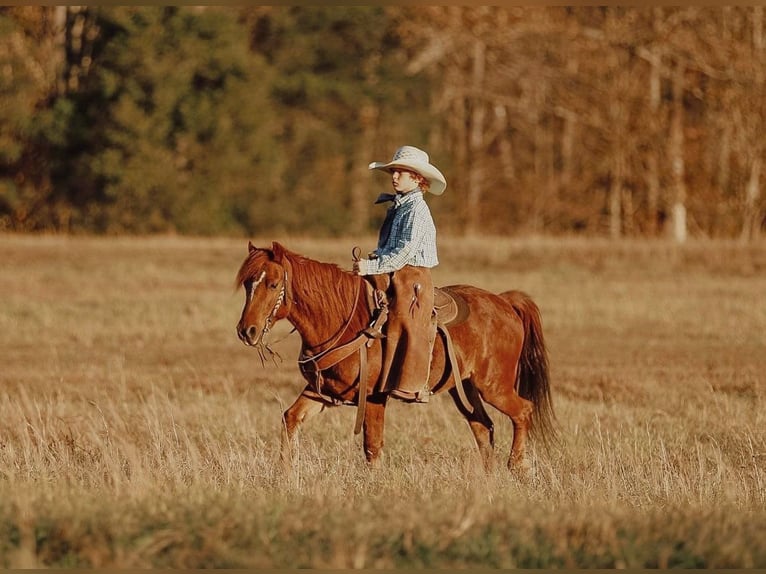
[1,6,763,241]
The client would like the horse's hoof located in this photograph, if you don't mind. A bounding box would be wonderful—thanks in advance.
[508,459,532,481]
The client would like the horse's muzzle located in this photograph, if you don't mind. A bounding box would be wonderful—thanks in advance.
[237,324,261,346]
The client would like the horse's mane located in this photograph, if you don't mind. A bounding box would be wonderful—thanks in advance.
[284,250,359,309]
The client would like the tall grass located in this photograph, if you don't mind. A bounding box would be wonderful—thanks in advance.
[1,234,764,567]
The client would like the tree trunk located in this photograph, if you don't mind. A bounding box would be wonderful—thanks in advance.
[669,60,687,243]
[495,104,515,184]
[54,6,68,95]
[717,122,731,195]
[559,110,574,198]
[529,83,547,235]
[349,103,378,235]
[646,45,662,236]
[741,158,762,242]
[646,155,661,237]
[608,87,625,240]
[465,38,486,235]
[741,7,764,242]
[446,68,468,231]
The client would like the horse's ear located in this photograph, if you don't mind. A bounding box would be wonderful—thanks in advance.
[248,241,277,261]
[271,241,287,263]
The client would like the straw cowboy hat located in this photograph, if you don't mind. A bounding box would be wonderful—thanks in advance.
[369,145,447,195]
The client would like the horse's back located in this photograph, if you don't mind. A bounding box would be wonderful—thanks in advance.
[441,284,523,326]
[435,284,525,373]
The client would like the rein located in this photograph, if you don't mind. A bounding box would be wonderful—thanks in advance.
[246,256,472,433]
[297,276,363,367]
[248,265,372,432]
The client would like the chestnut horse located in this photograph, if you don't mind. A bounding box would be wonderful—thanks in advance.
[235,241,555,471]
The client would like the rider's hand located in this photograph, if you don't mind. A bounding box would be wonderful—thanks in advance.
[353,259,369,276]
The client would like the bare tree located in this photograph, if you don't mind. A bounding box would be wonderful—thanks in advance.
[740,6,764,242]
[668,60,688,243]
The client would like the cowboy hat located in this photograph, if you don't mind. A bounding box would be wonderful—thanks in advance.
[369,145,447,195]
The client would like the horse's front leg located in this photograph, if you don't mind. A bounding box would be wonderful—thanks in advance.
[362,392,388,469]
[280,386,325,470]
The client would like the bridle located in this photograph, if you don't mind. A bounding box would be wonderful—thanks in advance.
[243,257,384,435]
[242,267,290,361]
[245,262,364,367]
[294,274,374,435]
[261,269,288,341]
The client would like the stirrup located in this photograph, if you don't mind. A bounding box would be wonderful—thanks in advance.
[389,388,430,404]
[362,325,385,339]
[363,308,388,340]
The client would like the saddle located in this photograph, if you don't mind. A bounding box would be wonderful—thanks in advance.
[361,276,472,403]
[300,274,475,436]
[433,286,470,328]
[363,276,469,329]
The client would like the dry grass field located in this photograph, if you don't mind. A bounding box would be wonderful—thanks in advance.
[1,233,765,568]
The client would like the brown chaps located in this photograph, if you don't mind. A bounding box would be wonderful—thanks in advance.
[377,265,436,402]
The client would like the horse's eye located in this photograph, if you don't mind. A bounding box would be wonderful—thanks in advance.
[268,282,279,290]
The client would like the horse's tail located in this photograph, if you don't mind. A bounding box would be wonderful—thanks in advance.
[500,290,558,447]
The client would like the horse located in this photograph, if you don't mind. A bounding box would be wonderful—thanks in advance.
[235,241,555,471]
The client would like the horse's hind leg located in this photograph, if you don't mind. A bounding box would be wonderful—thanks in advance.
[480,383,533,471]
[508,395,534,471]
[449,380,495,472]
[280,387,325,470]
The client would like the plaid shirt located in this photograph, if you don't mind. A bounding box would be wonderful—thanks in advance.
[364,189,438,275]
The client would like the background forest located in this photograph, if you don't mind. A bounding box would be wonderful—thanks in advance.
[1,6,765,241]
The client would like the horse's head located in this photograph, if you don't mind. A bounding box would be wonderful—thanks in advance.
[235,241,292,347]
